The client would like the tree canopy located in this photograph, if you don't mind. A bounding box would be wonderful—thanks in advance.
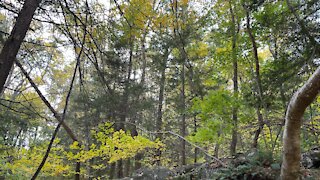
[0,0,320,179]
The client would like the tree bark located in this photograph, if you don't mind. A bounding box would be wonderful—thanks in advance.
[180,60,186,166]
[155,49,169,165]
[193,115,198,163]
[156,50,168,139]
[244,6,266,148]
[214,126,222,158]
[0,0,42,94]
[229,0,238,156]
[281,67,320,179]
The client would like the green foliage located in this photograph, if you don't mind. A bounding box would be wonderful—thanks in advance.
[192,89,235,120]
[248,150,274,166]
[209,150,280,179]
[189,90,235,145]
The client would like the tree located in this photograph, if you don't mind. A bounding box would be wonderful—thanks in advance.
[228,0,239,156]
[281,67,320,180]
[281,0,320,179]
[0,0,42,94]
[2,0,320,179]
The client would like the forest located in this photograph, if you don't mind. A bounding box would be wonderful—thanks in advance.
[0,0,320,179]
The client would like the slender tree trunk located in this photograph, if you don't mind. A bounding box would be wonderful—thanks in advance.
[124,158,131,177]
[13,128,23,147]
[17,60,81,179]
[180,62,186,165]
[229,0,238,156]
[0,0,42,94]
[155,49,169,165]
[271,47,286,153]
[245,10,262,101]
[84,114,91,178]
[281,67,320,179]
[109,162,116,179]
[214,126,222,158]
[140,28,147,86]
[193,115,198,163]
[245,7,266,148]
[172,0,187,166]
[252,107,265,148]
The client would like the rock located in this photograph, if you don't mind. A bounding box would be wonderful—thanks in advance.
[131,167,173,180]
[302,147,320,168]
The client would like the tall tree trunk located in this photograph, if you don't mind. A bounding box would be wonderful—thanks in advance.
[244,7,265,148]
[214,126,222,158]
[140,28,147,86]
[229,0,238,156]
[180,62,186,165]
[155,49,169,165]
[252,107,265,148]
[84,113,91,178]
[0,0,42,94]
[132,25,150,171]
[281,67,320,180]
[172,0,187,166]
[109,162,116,179]
[115,39,134,178]
[193,115,198,163]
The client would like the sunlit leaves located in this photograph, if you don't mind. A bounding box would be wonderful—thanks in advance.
[115,0,153,40]
[187,41,209,59]
[0,122,163,178]
[1,139,71,178]
[192,89,234,121]
[189,90,235,144]
[66,122,163,164]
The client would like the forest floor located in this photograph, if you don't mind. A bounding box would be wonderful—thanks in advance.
[124,149,320,180]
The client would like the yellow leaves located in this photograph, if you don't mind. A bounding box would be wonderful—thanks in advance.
[215,47,229,54]
[1,123,163,178]
[181,0,189,6]
[0,14,5,21]
[157,15,169,26]
[171,41,209,60]
[188,41,209,59]
[1,141,71,178]
[92,164,104,170]
[258,47,272,61]
[70,141,80,150]
[66,124,164,164]
[117,0,154,39]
